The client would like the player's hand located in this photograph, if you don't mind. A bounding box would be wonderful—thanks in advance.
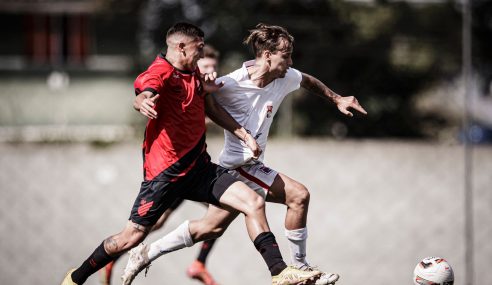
[334,96,367,117]
[243,132,262,159]
[139,94,160,119]
[201,71,224,94]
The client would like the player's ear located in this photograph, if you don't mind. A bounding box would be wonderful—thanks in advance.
[263,50,271,65]
[178,42,186,55]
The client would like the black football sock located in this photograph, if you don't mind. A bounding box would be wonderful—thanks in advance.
[253,232,287,276]
[196,239,217,264]
[71,242,114,284]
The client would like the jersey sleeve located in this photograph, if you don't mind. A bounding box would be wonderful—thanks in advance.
[134,64,168,95]
[283,67,302,94]
[215,74,238,96]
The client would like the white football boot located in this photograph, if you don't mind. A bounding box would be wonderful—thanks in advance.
[121,243,151,285]
[297,264,340,285]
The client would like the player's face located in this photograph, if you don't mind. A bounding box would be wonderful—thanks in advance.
[182,37,205,68]
[268,40,293,78]
[197,57,218,74]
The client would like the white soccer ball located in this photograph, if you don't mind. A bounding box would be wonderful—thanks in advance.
[413,257,454,285]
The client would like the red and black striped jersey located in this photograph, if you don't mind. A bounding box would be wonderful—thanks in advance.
[134,53,207,181]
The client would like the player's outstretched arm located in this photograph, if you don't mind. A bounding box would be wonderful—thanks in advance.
[300,72,367,117]
[204,94,262,158]
[134,91,159,119]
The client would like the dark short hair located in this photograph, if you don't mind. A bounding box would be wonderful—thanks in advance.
[166,22,204,39]
[243,23,294,57]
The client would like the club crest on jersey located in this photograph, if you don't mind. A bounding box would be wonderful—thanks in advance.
[266,105,273,118]
[259,166,272,174]
[137,199,154,217]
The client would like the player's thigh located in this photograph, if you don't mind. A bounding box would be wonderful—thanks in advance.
[266,172,306,205]
[219,180,265,214]
[202,203,239,230]
[151,197,184,231]
[181,161,263,214]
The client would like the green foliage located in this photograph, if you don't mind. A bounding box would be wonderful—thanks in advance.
[142,0,490,138]
[209,1,461,137]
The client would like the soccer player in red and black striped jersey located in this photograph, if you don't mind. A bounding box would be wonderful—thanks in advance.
[61,22,321,285]
[98,45,222,285]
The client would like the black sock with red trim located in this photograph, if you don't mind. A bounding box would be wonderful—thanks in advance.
[253,232,287,276]
[197,239,217,264]
[71,242,114,284]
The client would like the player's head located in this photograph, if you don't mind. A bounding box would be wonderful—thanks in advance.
[197,45,220,74]
[166,22,205,69]
[244,23,294,78]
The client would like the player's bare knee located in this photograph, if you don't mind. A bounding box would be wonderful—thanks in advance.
[288,184,310,209]
[101,229,141,255]
[119,222,148,249]
[243,194,265,216]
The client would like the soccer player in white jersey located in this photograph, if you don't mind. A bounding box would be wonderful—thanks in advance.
[214,23,366,285]
[123,23,366,285]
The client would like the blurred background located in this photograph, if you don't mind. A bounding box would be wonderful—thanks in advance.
[0,0,491,284]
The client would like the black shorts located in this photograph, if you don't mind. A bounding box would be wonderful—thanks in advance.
[129,152,237,227]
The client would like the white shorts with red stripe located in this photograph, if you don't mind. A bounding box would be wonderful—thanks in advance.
[231,162,278,199]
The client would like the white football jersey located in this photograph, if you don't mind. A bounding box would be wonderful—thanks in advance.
[214,60,302,168]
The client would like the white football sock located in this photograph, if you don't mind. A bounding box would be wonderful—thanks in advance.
[285,227,308,267]
[148,220,194,261]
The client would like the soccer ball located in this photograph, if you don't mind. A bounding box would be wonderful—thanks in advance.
[413,257,454,285]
